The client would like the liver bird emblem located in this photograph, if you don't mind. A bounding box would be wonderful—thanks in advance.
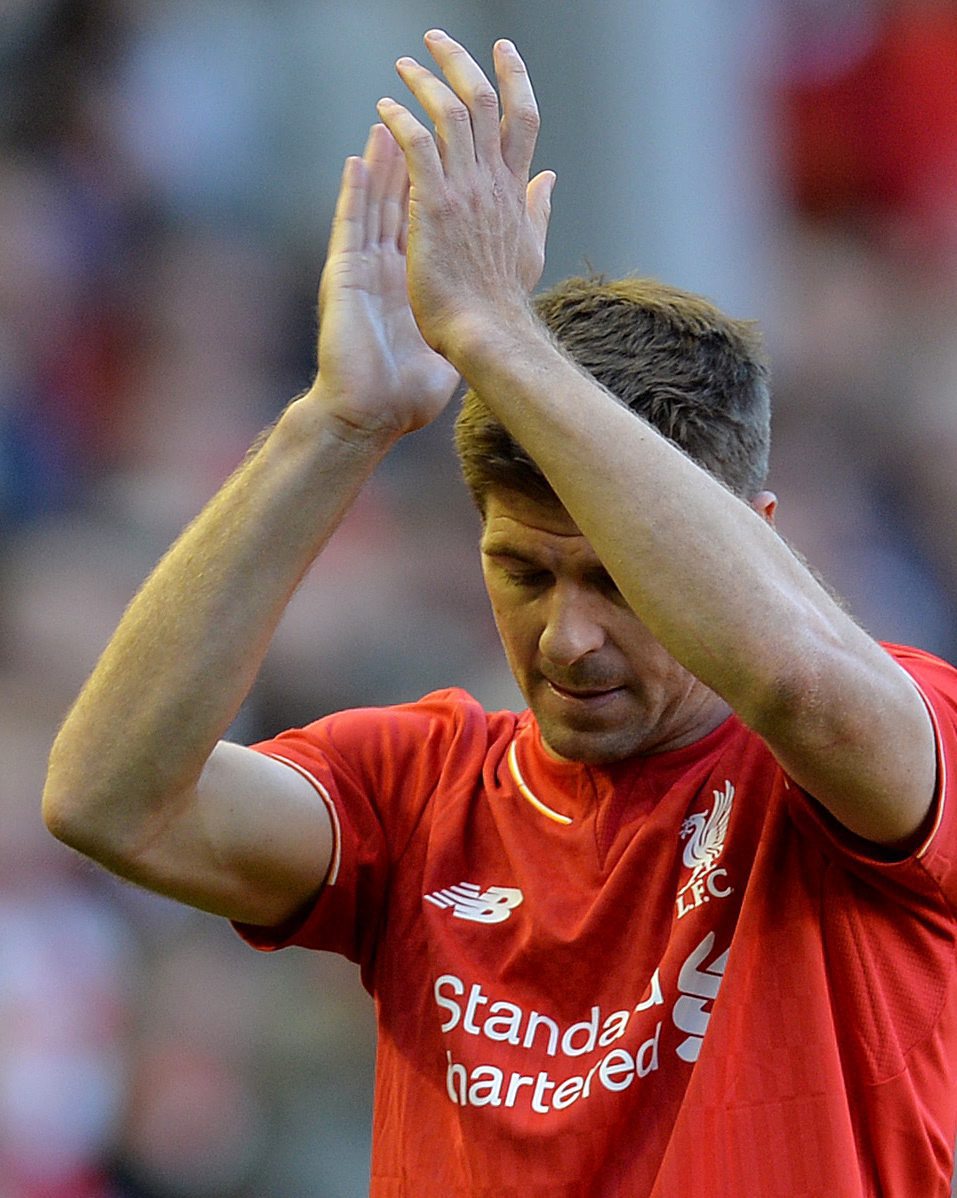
[677,780,735,896]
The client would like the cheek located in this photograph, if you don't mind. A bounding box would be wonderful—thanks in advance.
[488,601,539,671]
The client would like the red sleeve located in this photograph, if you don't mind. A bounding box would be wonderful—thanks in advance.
[884,644,957,903]
[786,643,957,912]
[232,688,490,969]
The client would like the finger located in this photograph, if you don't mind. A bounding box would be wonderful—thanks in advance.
[493,39,541,179]
[397,173,410,255]
[394,55,477,175]
[376,96,447,196]
[378,129,409,246]
[326,155,369,260]
[360,124,393,245]
[525,171,556,285]
[422,29,501,164]
[526,170,556,245]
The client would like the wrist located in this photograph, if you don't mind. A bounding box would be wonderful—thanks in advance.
[437,302,542,378]
[282,384,404,457]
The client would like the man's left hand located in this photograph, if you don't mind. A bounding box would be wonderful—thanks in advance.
[376,30,555,364]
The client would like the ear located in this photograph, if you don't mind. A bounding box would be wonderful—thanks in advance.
[750,490,777,526]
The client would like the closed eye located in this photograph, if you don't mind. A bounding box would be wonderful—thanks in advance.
[483,548,553,590]
[502,568,552,589]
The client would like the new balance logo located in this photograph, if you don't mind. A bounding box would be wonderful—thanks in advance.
[424,883,524,924]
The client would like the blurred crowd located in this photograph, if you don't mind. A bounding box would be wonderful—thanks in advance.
[772,0,957,660]
[2,1,957,1194]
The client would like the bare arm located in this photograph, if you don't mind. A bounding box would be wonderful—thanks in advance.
[454,330,935,846]
[43,126,462,924]
[378,32,935,848]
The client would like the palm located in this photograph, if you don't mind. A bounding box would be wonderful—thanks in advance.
[320,237,457,433]
[317,128,458,437]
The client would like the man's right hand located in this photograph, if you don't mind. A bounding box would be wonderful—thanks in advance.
[313,123,460,441]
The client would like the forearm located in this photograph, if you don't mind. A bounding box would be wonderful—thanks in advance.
[379,29,933,844]
[44,388,395,847]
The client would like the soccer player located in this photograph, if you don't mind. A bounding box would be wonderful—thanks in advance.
[43,30,957,1197]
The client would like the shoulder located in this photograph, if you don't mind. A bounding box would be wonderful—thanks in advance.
[319,686,511,743]
[880,642,957,747]
[256,688,521,775]
[881,642,957,693]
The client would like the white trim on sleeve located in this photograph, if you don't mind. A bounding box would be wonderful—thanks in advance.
[266,753,342,886]
[908,676,946,861]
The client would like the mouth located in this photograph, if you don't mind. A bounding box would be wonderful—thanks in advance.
[545,680,627,706]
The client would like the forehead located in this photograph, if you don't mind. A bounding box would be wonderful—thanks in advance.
[481,490,600,564]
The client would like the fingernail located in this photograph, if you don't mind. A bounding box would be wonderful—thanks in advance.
[396,56,417,69]
[497,39,516,53]
[425,28,447,40]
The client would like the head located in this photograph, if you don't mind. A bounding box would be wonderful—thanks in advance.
[456,275,771,511]
[455,276,774,763]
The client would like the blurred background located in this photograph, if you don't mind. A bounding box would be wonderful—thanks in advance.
[3,0,957,1193]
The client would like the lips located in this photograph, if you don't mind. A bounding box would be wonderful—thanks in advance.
[546,680,625,702]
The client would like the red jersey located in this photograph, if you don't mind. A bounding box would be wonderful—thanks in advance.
[235,644,957,1197]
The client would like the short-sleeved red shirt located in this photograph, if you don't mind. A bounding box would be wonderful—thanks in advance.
[236,644,957,1197]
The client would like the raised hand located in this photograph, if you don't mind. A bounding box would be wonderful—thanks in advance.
[316,122,459,439]
[376,31,555,364]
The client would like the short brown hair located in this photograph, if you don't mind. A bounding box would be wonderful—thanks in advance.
[454,275,771,513]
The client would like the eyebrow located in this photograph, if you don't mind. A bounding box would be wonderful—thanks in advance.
[480,545,542,565]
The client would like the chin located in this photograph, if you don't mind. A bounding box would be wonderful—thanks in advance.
[537,720,645,765]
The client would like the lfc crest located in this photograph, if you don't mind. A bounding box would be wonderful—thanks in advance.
[676,780,735,920]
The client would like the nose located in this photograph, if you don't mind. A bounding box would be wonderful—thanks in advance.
[538,584,606,668]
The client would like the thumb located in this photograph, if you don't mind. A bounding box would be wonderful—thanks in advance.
[526,170,556,241]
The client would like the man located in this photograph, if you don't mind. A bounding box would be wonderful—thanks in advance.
[43,30,957,1197]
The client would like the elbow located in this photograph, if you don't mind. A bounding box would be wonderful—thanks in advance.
[41,779,68,844]
[745,668,818,739]
[42,746,76,845]
[737,632,833,742]
[41,767,100,857]
[42,775,143,875]
[740,622,874,749]
[43,739,190,879]
[42,744,130,865]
